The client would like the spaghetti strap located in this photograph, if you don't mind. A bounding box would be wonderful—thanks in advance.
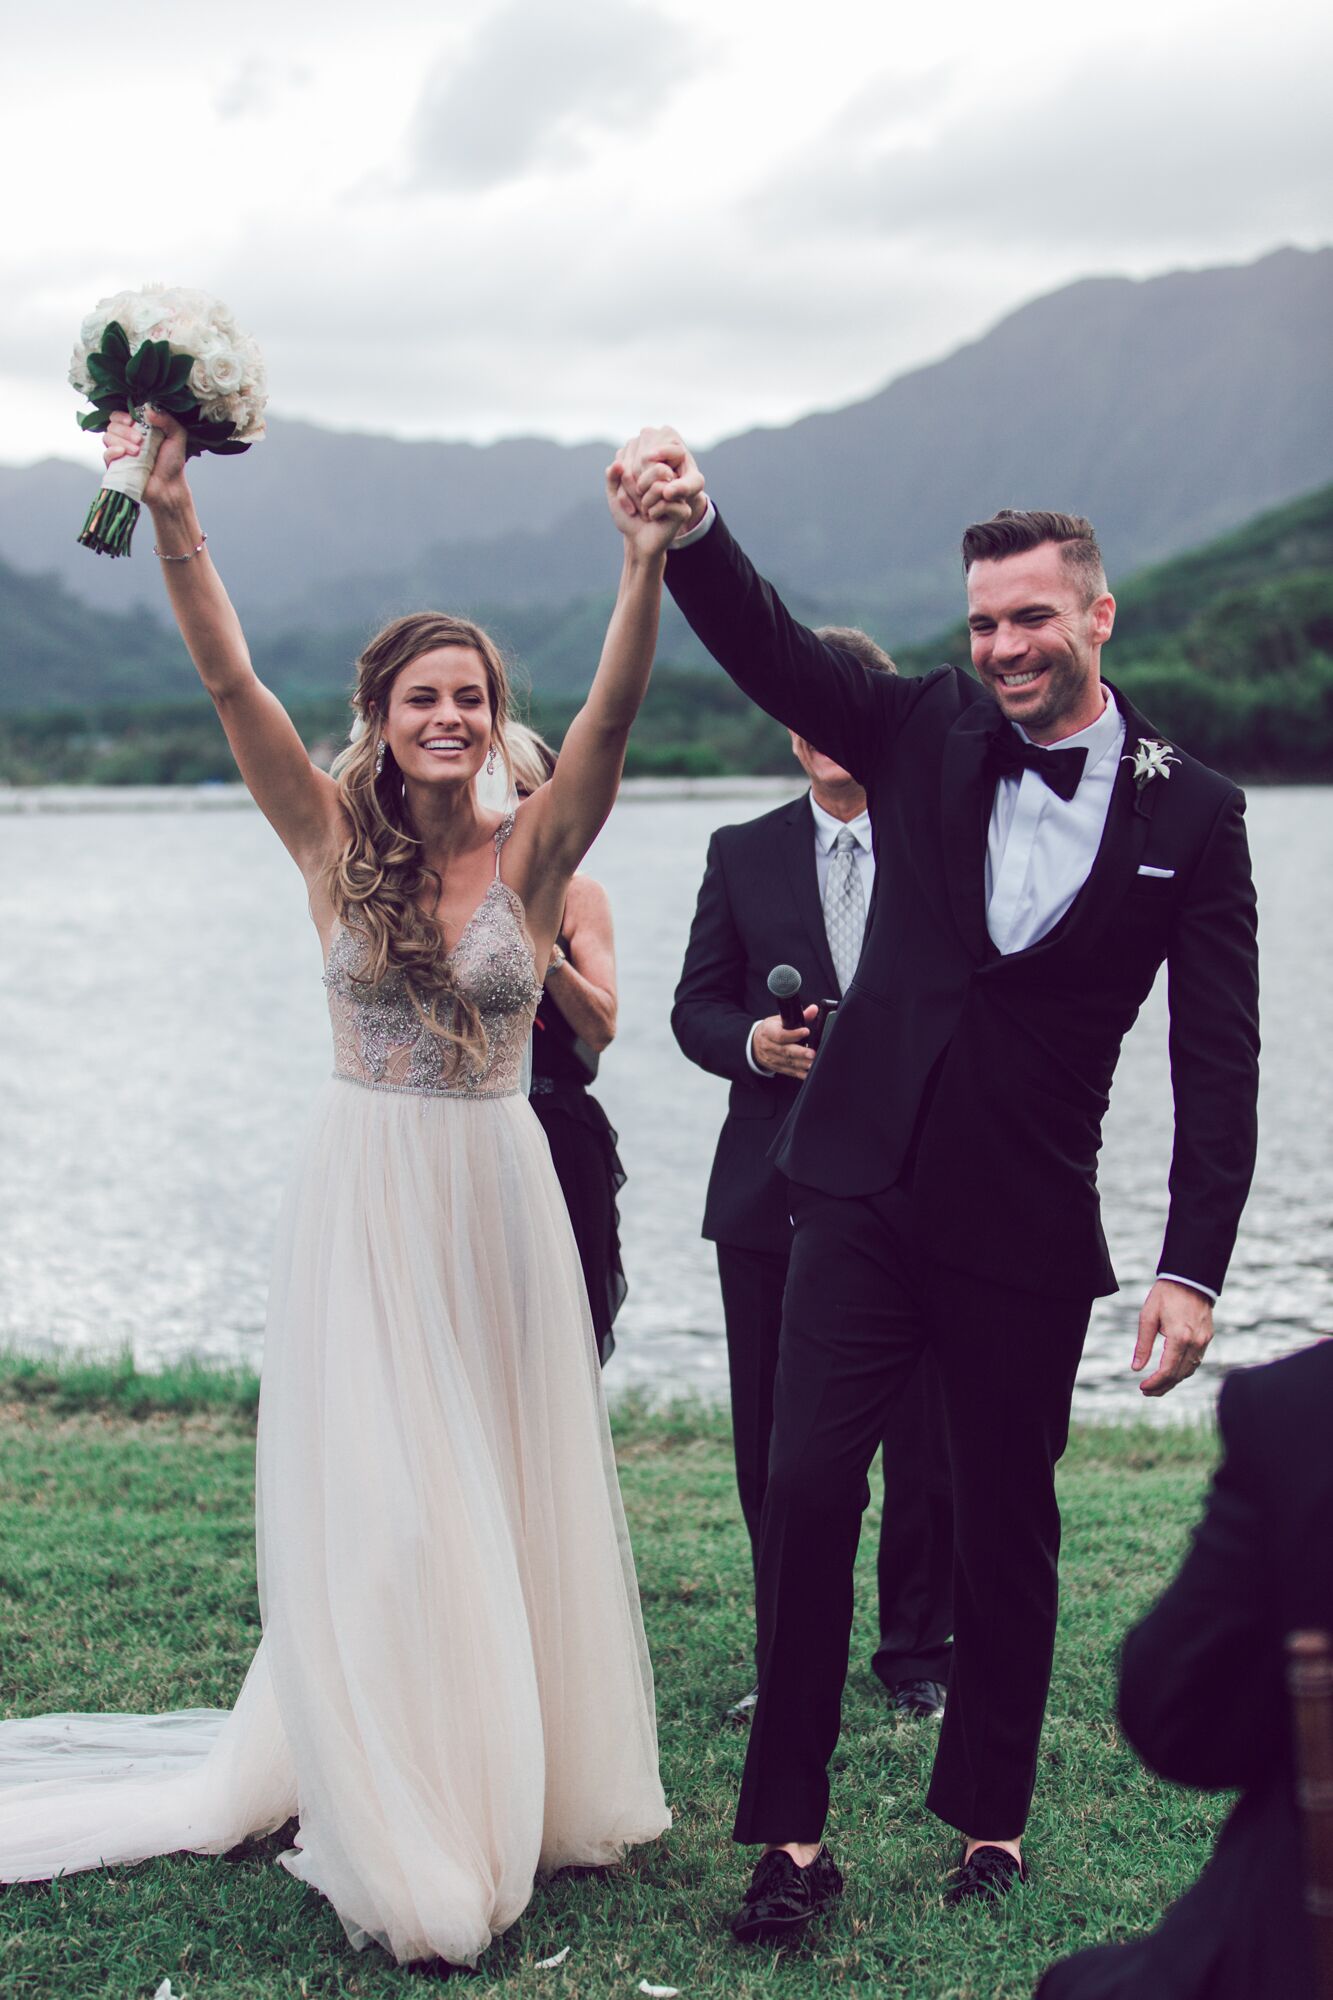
[493,810,516,879]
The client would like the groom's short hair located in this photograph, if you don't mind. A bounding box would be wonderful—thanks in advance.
[961,509,1107,604]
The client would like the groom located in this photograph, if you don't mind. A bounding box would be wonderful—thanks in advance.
[615,430,1261,1937]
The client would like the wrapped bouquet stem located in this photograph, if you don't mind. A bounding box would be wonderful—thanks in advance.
[70,287,267,557]
[79,406,165,556]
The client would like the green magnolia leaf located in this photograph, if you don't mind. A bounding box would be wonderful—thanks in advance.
[206,439,252,456]
[160,352,194,393]
[126,339,170,394]
[86,353,123,390]
[77,409,111,431]
[154,388,200,416]
[188,419,236,444]
[89,390,129,411]
[101,320,131,362]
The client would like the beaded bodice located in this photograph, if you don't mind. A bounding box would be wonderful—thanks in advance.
[324,818,541,1099]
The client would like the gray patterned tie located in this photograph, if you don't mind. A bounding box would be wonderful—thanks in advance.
[823,827,866,996]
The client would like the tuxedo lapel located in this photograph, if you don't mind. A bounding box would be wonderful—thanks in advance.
[780,795,840,997]
[1014,684,1160,964]
[940,704,1005,964]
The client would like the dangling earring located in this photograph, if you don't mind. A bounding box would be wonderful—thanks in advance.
[374,737,386,778]
[486,745,497,776]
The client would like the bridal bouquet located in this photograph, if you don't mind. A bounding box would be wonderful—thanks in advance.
[69,286,267,557]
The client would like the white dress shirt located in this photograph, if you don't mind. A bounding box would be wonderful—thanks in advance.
[985,690,1125,954]
[746,797,874,1075]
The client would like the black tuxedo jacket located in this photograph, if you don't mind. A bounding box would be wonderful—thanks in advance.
[671,793,841,1254]
[666,513,1260,1299]
[1041,1338,1332,1998]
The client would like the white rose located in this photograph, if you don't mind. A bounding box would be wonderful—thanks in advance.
[190,345,245,399]
[189,346,224,396]
[231,397,267,443]
[168,319,207,365]
[87,290,140,347]
[240,342,267,394]
[201,398,237,427]
[206,348,246,396]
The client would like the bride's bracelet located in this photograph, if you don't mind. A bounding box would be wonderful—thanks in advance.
[155,531,208,562]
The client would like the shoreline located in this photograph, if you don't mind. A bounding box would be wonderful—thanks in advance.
[3,775,1328,814]
[0,776,808,814]
[0,1350,1218,1452]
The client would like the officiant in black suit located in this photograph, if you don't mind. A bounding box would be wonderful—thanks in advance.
[612,429,1260,1941]
[672,629,954,1726]
[1038,1337,1331,1999]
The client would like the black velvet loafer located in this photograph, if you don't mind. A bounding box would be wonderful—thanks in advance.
[891,1677,947,1720]
[944,1843,1028,1906]
[729,1844,844,1944]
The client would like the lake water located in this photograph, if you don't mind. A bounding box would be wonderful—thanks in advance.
[1,785,1329,1419]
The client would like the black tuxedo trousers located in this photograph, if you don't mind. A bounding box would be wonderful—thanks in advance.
[673,793,953,1685]
[716,1241,954,1685]
[736,1183,1090,1842]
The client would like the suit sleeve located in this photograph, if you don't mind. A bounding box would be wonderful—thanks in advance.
[1117,1372,1280,1791]
[1158,787,1260,1295]
[665,509,920,789]
[671,834,764,1084]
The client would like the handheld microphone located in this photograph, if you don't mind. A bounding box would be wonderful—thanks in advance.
[767,963,805,1031]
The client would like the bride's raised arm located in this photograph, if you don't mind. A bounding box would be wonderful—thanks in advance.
[105,409,342,879]
[513,459,690,923]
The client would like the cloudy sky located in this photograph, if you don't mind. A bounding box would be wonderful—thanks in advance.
[3,0,1329,470]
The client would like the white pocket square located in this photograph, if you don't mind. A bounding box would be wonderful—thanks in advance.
[1137,864,1175,878]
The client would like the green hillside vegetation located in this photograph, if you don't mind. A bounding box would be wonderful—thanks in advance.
[0,548,184,701]
[2,484,1331,784]
[0,673,793,786]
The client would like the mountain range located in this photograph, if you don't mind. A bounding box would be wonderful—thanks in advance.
[0,243,1329,701]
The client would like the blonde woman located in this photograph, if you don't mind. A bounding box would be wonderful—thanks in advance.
[0,410,687,1968]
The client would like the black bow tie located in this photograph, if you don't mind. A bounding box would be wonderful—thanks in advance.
[985,728,1088,802]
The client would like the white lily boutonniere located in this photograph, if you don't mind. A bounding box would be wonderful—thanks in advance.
[1123,737,1180,791]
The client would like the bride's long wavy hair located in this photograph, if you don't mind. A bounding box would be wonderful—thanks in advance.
[327,612,515,1071]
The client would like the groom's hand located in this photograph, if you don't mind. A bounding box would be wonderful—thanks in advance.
[614,427,708,533]
[1132,1279,1214,1397]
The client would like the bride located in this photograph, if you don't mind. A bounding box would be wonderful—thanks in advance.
[0,409,690,1965]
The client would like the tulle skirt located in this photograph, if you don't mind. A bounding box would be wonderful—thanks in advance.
[0,1079,669,1964]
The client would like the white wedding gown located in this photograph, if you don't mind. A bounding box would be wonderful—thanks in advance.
[0,816,670,1964]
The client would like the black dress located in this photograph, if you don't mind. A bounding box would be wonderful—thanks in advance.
[528,944,627,1366]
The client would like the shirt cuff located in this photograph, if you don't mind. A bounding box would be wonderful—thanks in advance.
[1157,1272,1219,1303]
[745,1021,771,1075]
[668,496,715,551]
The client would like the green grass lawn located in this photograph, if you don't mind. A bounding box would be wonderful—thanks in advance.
[0,1359,1223,2000]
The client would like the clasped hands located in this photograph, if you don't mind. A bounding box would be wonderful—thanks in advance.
[610,428,707,547]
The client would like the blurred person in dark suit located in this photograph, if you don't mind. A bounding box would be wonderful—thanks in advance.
[673,628,953,1726]
[1038,1336,1331,1999]
[509,723,627,1368]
